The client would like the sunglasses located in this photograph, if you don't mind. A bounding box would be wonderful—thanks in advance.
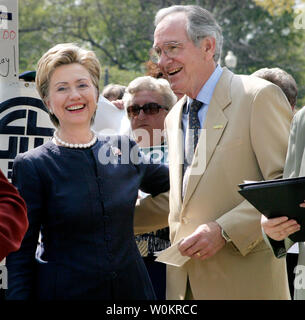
[127,102,168,118]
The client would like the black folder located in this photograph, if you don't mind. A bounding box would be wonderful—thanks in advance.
[238,176,305,242]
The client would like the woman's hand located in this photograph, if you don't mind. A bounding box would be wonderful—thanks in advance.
[112,99,124,110]
[261,215,300,241]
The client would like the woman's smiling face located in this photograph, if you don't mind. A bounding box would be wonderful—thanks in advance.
[46,63,98,129]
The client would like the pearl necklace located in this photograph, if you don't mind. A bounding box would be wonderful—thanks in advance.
[53,130,97,149]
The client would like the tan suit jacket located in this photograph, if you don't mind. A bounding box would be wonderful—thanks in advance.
[165,67,293,299]
[135,67,293,299]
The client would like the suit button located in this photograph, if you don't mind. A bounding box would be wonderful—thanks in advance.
[182,217,189,224]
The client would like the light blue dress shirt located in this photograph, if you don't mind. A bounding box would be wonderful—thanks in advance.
[182,64,223,138]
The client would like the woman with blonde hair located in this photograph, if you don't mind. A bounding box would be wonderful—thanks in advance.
[5,43,169,300]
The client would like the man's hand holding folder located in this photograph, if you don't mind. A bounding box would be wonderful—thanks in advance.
[261,215,300,241]
[238,176,305,242]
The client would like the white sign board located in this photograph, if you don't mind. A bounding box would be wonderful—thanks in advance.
[0,0,18,82]
[0,81,55,179]
[0,0,55,180]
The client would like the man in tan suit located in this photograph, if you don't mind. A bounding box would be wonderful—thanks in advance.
[149,4,293,299]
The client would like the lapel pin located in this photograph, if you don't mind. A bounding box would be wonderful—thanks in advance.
[110,146,122,156]
[213,124,224,129]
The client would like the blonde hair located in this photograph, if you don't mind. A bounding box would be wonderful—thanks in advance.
[123,76,177,110]
[35,43,101,127]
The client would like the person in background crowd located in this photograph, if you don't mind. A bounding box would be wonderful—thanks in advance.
[123,76,176,147]
[138,4,293,299]
[101,83,126,102]
[252,66,299,297]
[123,75,176,299]
[145,60,164,79]
[110,61,183,114]
[252,67,298,111]
[5,43,169,300]
[261,106,305,300]
[0,169,28,301]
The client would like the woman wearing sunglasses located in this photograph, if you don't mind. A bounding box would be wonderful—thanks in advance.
[5,44,169,300]
[124,76,176,148]
[123,76,176,299]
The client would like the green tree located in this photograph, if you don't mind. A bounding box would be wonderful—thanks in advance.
[19,0,305,105]
[19,0,54,72]
[19,0,174,71]
[191,0,305,107]
[253,0,302,16]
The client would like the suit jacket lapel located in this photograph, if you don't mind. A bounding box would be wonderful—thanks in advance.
[182,68,232,207]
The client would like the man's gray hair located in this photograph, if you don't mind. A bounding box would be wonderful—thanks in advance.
[155,5,223,63]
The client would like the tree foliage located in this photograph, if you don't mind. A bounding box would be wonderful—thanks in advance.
[19,0,305,106]
[254,0,296,15]
[253,0,305,16]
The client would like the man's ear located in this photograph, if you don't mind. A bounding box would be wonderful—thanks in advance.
[201,37,216,61]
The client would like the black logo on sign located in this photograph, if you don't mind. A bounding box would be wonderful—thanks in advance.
[0,96,54,178]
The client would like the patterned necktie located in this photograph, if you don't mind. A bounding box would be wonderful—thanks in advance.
[184,99,202,171]
[182,99,203,197]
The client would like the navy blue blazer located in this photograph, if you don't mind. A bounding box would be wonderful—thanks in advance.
[5,135,169,300]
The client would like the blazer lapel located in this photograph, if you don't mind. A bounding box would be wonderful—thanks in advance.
[182,68,232,207]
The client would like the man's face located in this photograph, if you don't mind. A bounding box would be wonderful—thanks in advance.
[128,90,168,147]
[153,12,215,99]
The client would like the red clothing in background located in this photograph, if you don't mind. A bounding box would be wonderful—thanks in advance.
[0,169,28,261]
